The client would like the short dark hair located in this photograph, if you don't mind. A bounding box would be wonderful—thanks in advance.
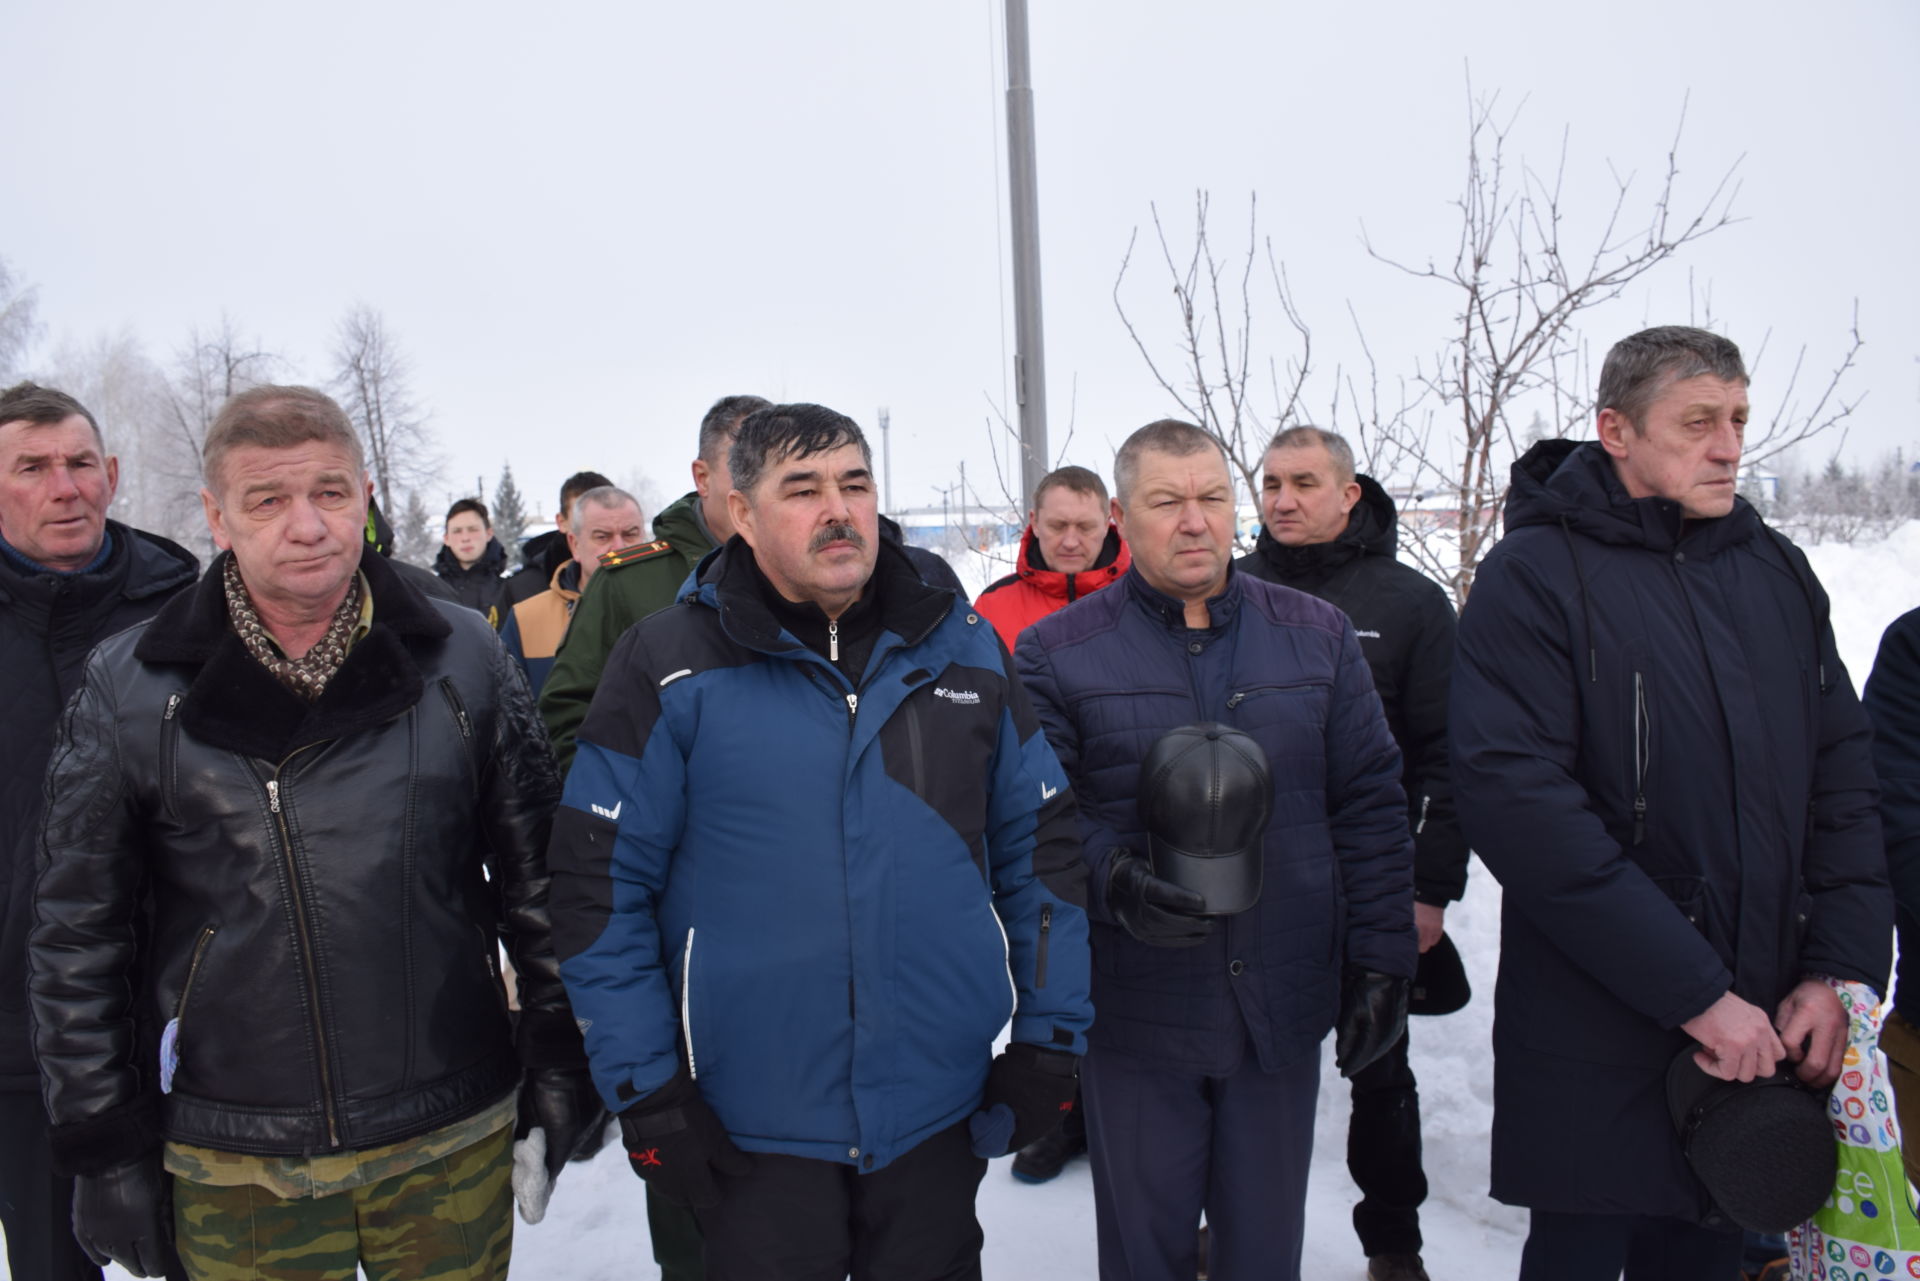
[1265,425,1356,484]
[445,497,491,529]
[699,394,773,466]
[559,470,613,517]
[203,385,363,490]
[1033,464,1108,510]
[0,381,103,449]
[1597,327,1748,434]
[1113,419,1225,504]
[730,403,870,497]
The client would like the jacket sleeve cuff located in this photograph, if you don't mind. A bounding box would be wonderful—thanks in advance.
[48,1096,163,1177]
[516,1007,589,1072]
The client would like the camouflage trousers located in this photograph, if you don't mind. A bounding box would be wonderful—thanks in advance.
[172,1126,513,1281]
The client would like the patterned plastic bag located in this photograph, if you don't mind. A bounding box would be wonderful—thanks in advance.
[1789,980,1920,1280]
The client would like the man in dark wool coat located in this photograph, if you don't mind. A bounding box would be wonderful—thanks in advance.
[1450,326,1891,1280]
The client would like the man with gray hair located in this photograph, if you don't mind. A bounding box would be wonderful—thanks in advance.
[1018,417,1415,1279]
[30,385,593,1279]
[500,484,646,696]
[1239,424,1466,1281]
[1452,327,1889,1278]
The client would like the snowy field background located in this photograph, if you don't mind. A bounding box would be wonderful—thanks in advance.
[33,521,1920,1280]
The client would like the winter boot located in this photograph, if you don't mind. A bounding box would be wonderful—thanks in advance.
[1367,1254,1431,1281]
[1009,1116,1088,1183]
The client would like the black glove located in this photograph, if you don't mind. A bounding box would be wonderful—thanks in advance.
[522,1067,609,1181]
[1335,968,1410,1079]
[1106,849,1213,947]
[968,1043,1081,1158]
[618,1068,752,1210]
[73,1153,174,1278]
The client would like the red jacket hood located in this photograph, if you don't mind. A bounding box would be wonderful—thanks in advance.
[975,524,1130,649]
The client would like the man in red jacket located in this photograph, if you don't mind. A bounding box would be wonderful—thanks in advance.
[976,465,1130,653]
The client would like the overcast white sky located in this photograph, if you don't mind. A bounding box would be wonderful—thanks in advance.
[5,0,1915,523]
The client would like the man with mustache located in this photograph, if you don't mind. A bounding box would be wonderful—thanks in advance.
[547,403,1092,1279]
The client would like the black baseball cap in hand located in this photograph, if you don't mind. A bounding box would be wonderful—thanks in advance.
[1139,723,1272,917]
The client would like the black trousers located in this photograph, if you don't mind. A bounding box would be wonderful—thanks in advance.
[1518,1208,1743,1281]
[693,1120,987,1281]
[0,1088,103,1281]
[1346,1027,1427,1256]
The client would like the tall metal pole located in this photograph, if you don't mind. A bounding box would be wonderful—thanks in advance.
[1004,0,1048,508]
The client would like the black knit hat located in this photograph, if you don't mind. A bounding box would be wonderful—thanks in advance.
[1409,933,1471,1017]
[1139,723,1271,916]
[1666,1047,1836,1233]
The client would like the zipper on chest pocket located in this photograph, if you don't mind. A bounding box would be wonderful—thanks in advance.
[159,693,183,818]
[1035,903,1052,989]
[1632,672,1650,845]
[438,678,474,739]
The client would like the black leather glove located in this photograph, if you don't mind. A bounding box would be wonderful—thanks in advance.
[523,1067,609,1181]
[1335,968,1410,1078]
[73,1153,174,1278]
[618,1068,752,1210]
[968,1043,1081,1158]
[1106,849,1213,947]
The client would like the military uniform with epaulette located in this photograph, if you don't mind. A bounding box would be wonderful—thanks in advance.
[532,490,714,1281]
[538,490,715,776]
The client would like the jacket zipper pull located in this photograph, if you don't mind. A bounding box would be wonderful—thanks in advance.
[1416,794,1431,834]
[1632,796,1646,845]
[1226,692,1246,709]
[829,619,839,663]
[845,692,858,726]
[267,779,281,814]
[164,693,181,720]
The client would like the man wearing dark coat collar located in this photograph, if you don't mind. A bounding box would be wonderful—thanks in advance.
[1452,327,1891,1280]
[1239,426,1466,1281]
[29,385,592,1280]
[0,381,197,1281]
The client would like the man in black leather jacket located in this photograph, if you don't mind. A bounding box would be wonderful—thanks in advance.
[0,381,198,1281]
[29,386,592,1280]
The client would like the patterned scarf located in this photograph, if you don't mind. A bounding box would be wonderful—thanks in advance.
[222,556,363,701]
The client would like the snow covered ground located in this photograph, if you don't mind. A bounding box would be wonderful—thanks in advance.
[42,522,1920,1280]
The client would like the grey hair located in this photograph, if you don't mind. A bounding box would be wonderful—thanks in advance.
[698,394,773,466]
[570,485,642,522]
[1265,425,1356,484]
[203,385,365,490]
[1113,419,1225,505]
[1597,327,1748,433]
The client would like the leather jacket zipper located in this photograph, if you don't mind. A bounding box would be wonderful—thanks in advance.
[264,751,341,1148]
[160,694,183,819]
[176,925,217,1019]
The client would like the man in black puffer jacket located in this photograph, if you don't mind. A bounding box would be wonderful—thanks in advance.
[30,386,592,1280]
[0,382,198,1281]
[1452,328,1889,1281]
[1238,426,1465,1281]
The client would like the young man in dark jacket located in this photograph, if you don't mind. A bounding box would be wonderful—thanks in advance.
[434,496,511,623]
[1238,426,1465,1281]
[1451,327,1890,1280]
[30,386,593,1280]
[547,404,1092,1281]
[1018,419,1415,1281]
[0,382,197,1281]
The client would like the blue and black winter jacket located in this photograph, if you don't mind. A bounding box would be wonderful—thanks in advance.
[547,537,1092,1172]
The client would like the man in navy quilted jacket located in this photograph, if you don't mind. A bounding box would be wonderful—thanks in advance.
[1017,418,1415,1281]
[546,403,1093,1280]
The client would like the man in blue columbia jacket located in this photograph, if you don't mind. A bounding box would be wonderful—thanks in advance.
[1018,419,1415,1281]
[547,404,1092,1279]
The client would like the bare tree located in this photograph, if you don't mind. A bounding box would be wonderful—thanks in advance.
[0,257,41,380]
[150,317,284,537]
[1113,191,1314,523]
[395,488,440,566]
[330,304,440,514]
[1117,84,1862,606]
[38,330,190,543]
